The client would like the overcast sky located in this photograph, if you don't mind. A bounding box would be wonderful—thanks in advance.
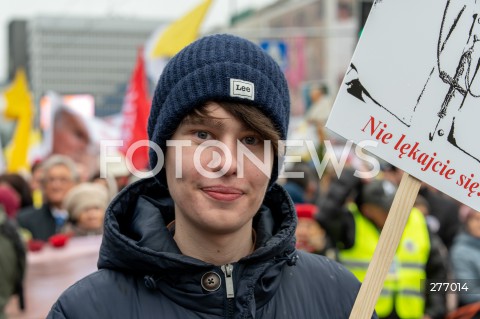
[0,0,276,83]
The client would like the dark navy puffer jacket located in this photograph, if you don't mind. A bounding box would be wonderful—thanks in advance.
[47,177,376,319]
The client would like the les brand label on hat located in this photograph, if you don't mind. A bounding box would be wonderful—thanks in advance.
[230,79,254,100]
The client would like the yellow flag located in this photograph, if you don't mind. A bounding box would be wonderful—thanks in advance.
[151,0,213,58]
[3,68,35,173]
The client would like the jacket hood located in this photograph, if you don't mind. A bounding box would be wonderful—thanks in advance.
[98,177,297,274]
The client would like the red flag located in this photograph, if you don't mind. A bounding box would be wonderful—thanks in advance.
[120,48,151,171]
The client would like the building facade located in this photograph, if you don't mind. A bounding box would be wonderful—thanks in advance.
[25,16,161,116]
[223,0,358,115]
[9,1,361,117]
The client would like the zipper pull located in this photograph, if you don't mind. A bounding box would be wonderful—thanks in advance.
[221,264,235,299]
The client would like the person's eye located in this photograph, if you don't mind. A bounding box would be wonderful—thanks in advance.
[242,136,259,145]
[195,131,211,140]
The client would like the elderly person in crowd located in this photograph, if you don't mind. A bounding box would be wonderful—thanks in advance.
[62,183,109,236]
[16,155,79,241]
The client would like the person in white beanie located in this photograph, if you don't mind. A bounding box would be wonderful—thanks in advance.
[62,183,109,236]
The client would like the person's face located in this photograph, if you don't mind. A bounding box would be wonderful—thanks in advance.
[466,211,480,238]
[43,165,76,207]
[52,112,90,162]
[362,203,388,229]
[165,102,273,236]
[76,206,105,231]
[30,167,44,191]
[309,88,323,103]
[295,218,326,253]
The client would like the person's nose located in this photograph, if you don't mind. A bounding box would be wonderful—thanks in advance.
[206,139,237,177]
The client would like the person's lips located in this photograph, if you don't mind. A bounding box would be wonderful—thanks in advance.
[202,186,244,201]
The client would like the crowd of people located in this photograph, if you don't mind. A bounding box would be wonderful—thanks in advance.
[0,151,132,318]
[0,33,479,319]
[2,146,478,318]
[283,160,480,319]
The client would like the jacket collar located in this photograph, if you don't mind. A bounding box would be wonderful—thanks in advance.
[98,177,297,274]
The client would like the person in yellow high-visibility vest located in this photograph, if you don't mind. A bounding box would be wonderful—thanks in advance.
[315,169,449,319]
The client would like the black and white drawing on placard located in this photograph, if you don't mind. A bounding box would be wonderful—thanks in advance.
[342,0,480,163]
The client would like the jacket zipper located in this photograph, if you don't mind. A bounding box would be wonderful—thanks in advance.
[221,264,234,318]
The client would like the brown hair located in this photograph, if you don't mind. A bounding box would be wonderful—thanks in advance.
[183,101,283,155]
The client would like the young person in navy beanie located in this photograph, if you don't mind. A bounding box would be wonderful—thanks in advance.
[48,34,376,319]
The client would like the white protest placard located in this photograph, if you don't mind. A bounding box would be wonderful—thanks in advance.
[327,1,480,317]
[327,0,480,211]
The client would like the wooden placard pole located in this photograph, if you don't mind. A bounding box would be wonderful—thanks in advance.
[349,172,422,319]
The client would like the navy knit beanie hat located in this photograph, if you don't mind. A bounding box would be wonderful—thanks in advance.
[148,33,290,188]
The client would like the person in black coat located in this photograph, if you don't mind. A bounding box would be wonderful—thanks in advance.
[0,209,26,318]
[16,155,79,241]
[47,34,377,319]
